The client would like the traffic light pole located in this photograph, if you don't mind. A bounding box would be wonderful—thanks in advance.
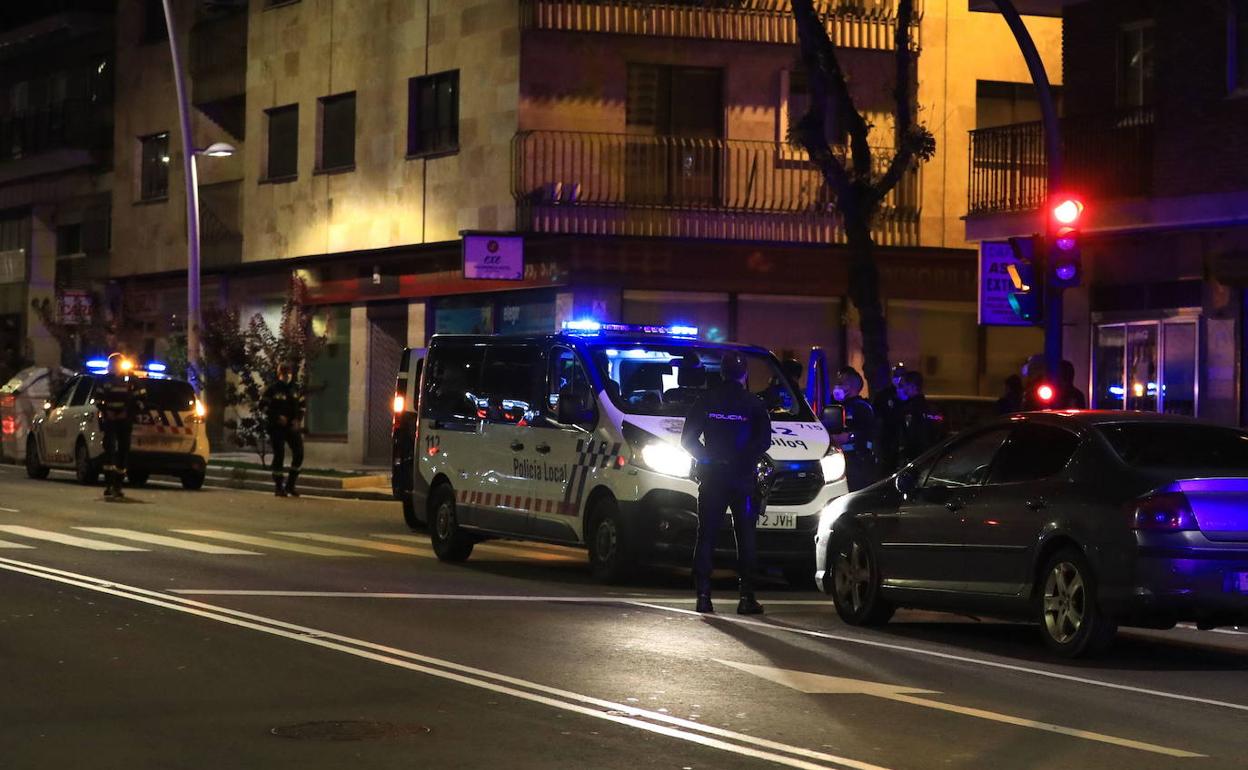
[990,0,1065,379]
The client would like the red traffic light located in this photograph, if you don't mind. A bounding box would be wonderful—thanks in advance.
[1052,197,1084,226]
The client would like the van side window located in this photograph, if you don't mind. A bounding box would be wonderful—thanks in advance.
[480,346,540,424]
[546,346,595,429]
[421,345,484,425]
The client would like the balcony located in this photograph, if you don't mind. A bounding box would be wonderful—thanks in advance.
[199,180,242,269]
[520,0,922,50]
[967,107,1155,216]
[512,130,920,245]
[0,99,112,183]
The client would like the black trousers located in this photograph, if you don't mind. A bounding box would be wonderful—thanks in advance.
[693,481,759,596]
[845,452,880,493]
[269,426,304,475]
[102,422,131,483]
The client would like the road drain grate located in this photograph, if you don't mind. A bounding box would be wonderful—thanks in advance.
[270,721,431,741]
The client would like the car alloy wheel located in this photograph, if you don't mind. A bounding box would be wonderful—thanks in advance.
[828,529,893,626]
[594,517,618,567]
[435,501,454,541]
[1042,560,1087,645]
[833,538,872,616]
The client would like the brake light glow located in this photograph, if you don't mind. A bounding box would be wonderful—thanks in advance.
[1036,384,1054,403]
[1131,492,1198,532]
[1,415,14,435]
[193,399,207,420]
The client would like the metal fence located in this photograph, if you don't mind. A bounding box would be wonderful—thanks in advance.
[512,130,921,245]
[968,107,1156,215]
[0,100,110,165]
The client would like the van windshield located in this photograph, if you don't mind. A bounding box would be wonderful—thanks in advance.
[586,343,813,422]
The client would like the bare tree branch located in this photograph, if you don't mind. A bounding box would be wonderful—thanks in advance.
[870,0,927,205]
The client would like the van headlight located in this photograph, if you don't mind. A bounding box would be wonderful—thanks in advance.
[639,441,693,478]
[820,448,846,483]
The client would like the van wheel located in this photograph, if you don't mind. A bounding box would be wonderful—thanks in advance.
[75,441,99,485]
[25,437,49,479]
[402,496,424,530]
[128,470,150,487]
[181,469,205,491]
[588,496,634,584]
[828,528,894,626]
[430,485,473,562]
[1037,547,1117,658]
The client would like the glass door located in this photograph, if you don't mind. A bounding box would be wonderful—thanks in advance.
[1093,318,1198,416]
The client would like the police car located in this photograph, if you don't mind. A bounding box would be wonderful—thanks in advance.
[25,359,210,490]
[394,321,848,583]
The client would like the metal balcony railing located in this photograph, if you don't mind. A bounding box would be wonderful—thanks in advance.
[968,106,1156,215]
[521,0,923,50]
[0,99,112,166]
[512,130,920,245]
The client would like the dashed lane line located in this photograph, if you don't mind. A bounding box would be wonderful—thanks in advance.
[171,530,369,557]
[0,525,147,552]
[75,528,262,555]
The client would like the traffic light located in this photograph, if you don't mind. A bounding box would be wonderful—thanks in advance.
[1006,235,1042,323]
[1049,195,1084,289]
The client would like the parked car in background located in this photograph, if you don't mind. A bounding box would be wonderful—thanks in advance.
[0,366,73,464]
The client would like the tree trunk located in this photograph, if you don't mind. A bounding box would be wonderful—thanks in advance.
[843,203,890,396]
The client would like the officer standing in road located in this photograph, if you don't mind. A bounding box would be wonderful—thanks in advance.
[680,351,773,616]
[98,353,141,500]
[263,362,305,498]
[896,371,943,467]
[831,366,878,492]
[872,363,907,475]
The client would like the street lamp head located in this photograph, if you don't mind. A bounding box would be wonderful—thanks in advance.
[199,142,237,158]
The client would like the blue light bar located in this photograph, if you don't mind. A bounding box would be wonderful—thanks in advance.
[85,359,108,369]
[561,319,602,333]
[146,362,167,372]
[560,320,699,338]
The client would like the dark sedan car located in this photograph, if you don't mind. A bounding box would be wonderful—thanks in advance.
[814,411,1248,657]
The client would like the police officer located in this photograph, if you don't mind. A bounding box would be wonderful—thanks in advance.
[97,353,141,500]
[680,351,772,616]
[872,363,907,475]
[896,371,943,467]
[263,362,305,497]
[831,366,878,492]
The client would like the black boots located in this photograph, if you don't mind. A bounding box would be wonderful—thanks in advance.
[284,469,300,498]
[273,474,287,497]
[736,595,765,616]
[696,594,714,614]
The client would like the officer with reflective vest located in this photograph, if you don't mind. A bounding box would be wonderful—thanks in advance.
[262,362,305,497]
[680,351,773,616]
[97,353,142,500]
[831,366,878,492]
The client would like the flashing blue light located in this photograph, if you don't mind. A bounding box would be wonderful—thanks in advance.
[146,362,167,372]
[1108,386,1126,397]
[668,325,700,338]
[562,319,602,333]
[561,320,699,338]
[85,359,108,369]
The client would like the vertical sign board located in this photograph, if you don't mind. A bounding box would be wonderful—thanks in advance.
[463,235,524,281]
[978,240,1030,327]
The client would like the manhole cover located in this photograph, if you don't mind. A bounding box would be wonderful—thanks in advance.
[270,721,431,741]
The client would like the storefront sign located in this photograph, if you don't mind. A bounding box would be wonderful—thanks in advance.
[463,235,523,281]
[978,240,1030,327]
[0,249,25,285]
[59,291,93,326]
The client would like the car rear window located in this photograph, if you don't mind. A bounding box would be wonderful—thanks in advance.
[1097,423,1248,471]
[140,380,196,411]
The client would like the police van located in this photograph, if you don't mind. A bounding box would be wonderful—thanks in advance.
[25,359,210,489]
[394,322,847,583]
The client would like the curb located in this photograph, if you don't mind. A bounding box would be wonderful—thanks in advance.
[205,466,395,501]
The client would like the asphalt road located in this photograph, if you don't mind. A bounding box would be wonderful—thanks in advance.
[2,463,1247,770]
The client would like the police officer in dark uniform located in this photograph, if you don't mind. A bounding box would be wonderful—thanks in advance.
[262,362,305,497]
[98,353,141,500]
[872,363,907,475]
[896,371,943,467]
[831,366,878,492]
[680,351,773,616]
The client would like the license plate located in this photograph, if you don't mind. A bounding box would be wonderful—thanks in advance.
[757,511,797,530]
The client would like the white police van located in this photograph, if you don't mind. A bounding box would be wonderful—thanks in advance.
[398,321,848,583]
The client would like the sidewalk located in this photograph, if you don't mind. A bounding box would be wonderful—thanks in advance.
[206,452,393,501]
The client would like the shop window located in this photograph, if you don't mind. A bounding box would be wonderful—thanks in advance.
[500,296,554,335]
[433,298,494,334]
[622,290,729,343]
[265,104,298,180]
[139,132,170,201]
[408,71,459,157]
[316,92,355,172]
[1117,21,1155,108]
[305,305,350,435]
[1093,319,1198,416]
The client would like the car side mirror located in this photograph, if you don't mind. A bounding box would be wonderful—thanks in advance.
[821,404,846,432]
[895,468,918,496]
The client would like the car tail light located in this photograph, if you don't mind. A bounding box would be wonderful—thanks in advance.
[0,394,14,408]
[1130,492,1198,532]
[393,393,405,414]
[1,415,14,435]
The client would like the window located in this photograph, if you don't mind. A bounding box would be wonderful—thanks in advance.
[1117,22,1155,108]
[408,71,459,157]
[139,132,170,201]
[317,92,356,172]
[987,425,1080,485]
[924,428,1011,488]
[421,343,484,424]
[625,64,722,206]
[142,0,167,43]
[51,377,78,409]
[1098,423,1248,472]
[479,346,540,424]
[1093,319,1197,415]
[785,69,845,146]
[306,305,351,435]
[69,377,94,408]
[265,104,298,180]
[1230,0,1248,93]
[56,224,82,257]
[545,347,594,425]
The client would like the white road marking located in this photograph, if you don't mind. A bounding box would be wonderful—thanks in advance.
[171,530,369,557]
[0,525,147,552]
[628,602,1248,714]
[75,528,262,555]
[0,506,20,513]
[719,660,1204,759]
[272,532,433,556]
[0,538,34,549]
[0,557,888,770]
[170,590,684,601]
[373,533,578,561]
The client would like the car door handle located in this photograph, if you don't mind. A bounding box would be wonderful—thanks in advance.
[510,441,525,452]
[535,443,551,455]
[1026,499,1047,511]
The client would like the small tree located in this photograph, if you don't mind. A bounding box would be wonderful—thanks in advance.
[201,277,327,464]
[790,0,934,394]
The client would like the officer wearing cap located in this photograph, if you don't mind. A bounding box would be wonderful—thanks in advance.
[831,366,878,492]
[262,362,306,497]
[872,363,907,475]
[97,353,142,500]
[680,351,773,615]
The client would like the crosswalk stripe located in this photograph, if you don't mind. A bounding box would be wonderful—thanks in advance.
[0,538,34,549]
[75,528,262,555]
[372,534,580,562]
[273,532,433,556]
[0,525,147,552]
[172,530,369,557]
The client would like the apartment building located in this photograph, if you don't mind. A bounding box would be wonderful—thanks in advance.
[110,0,1060,465]
[967,0,1248,425]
